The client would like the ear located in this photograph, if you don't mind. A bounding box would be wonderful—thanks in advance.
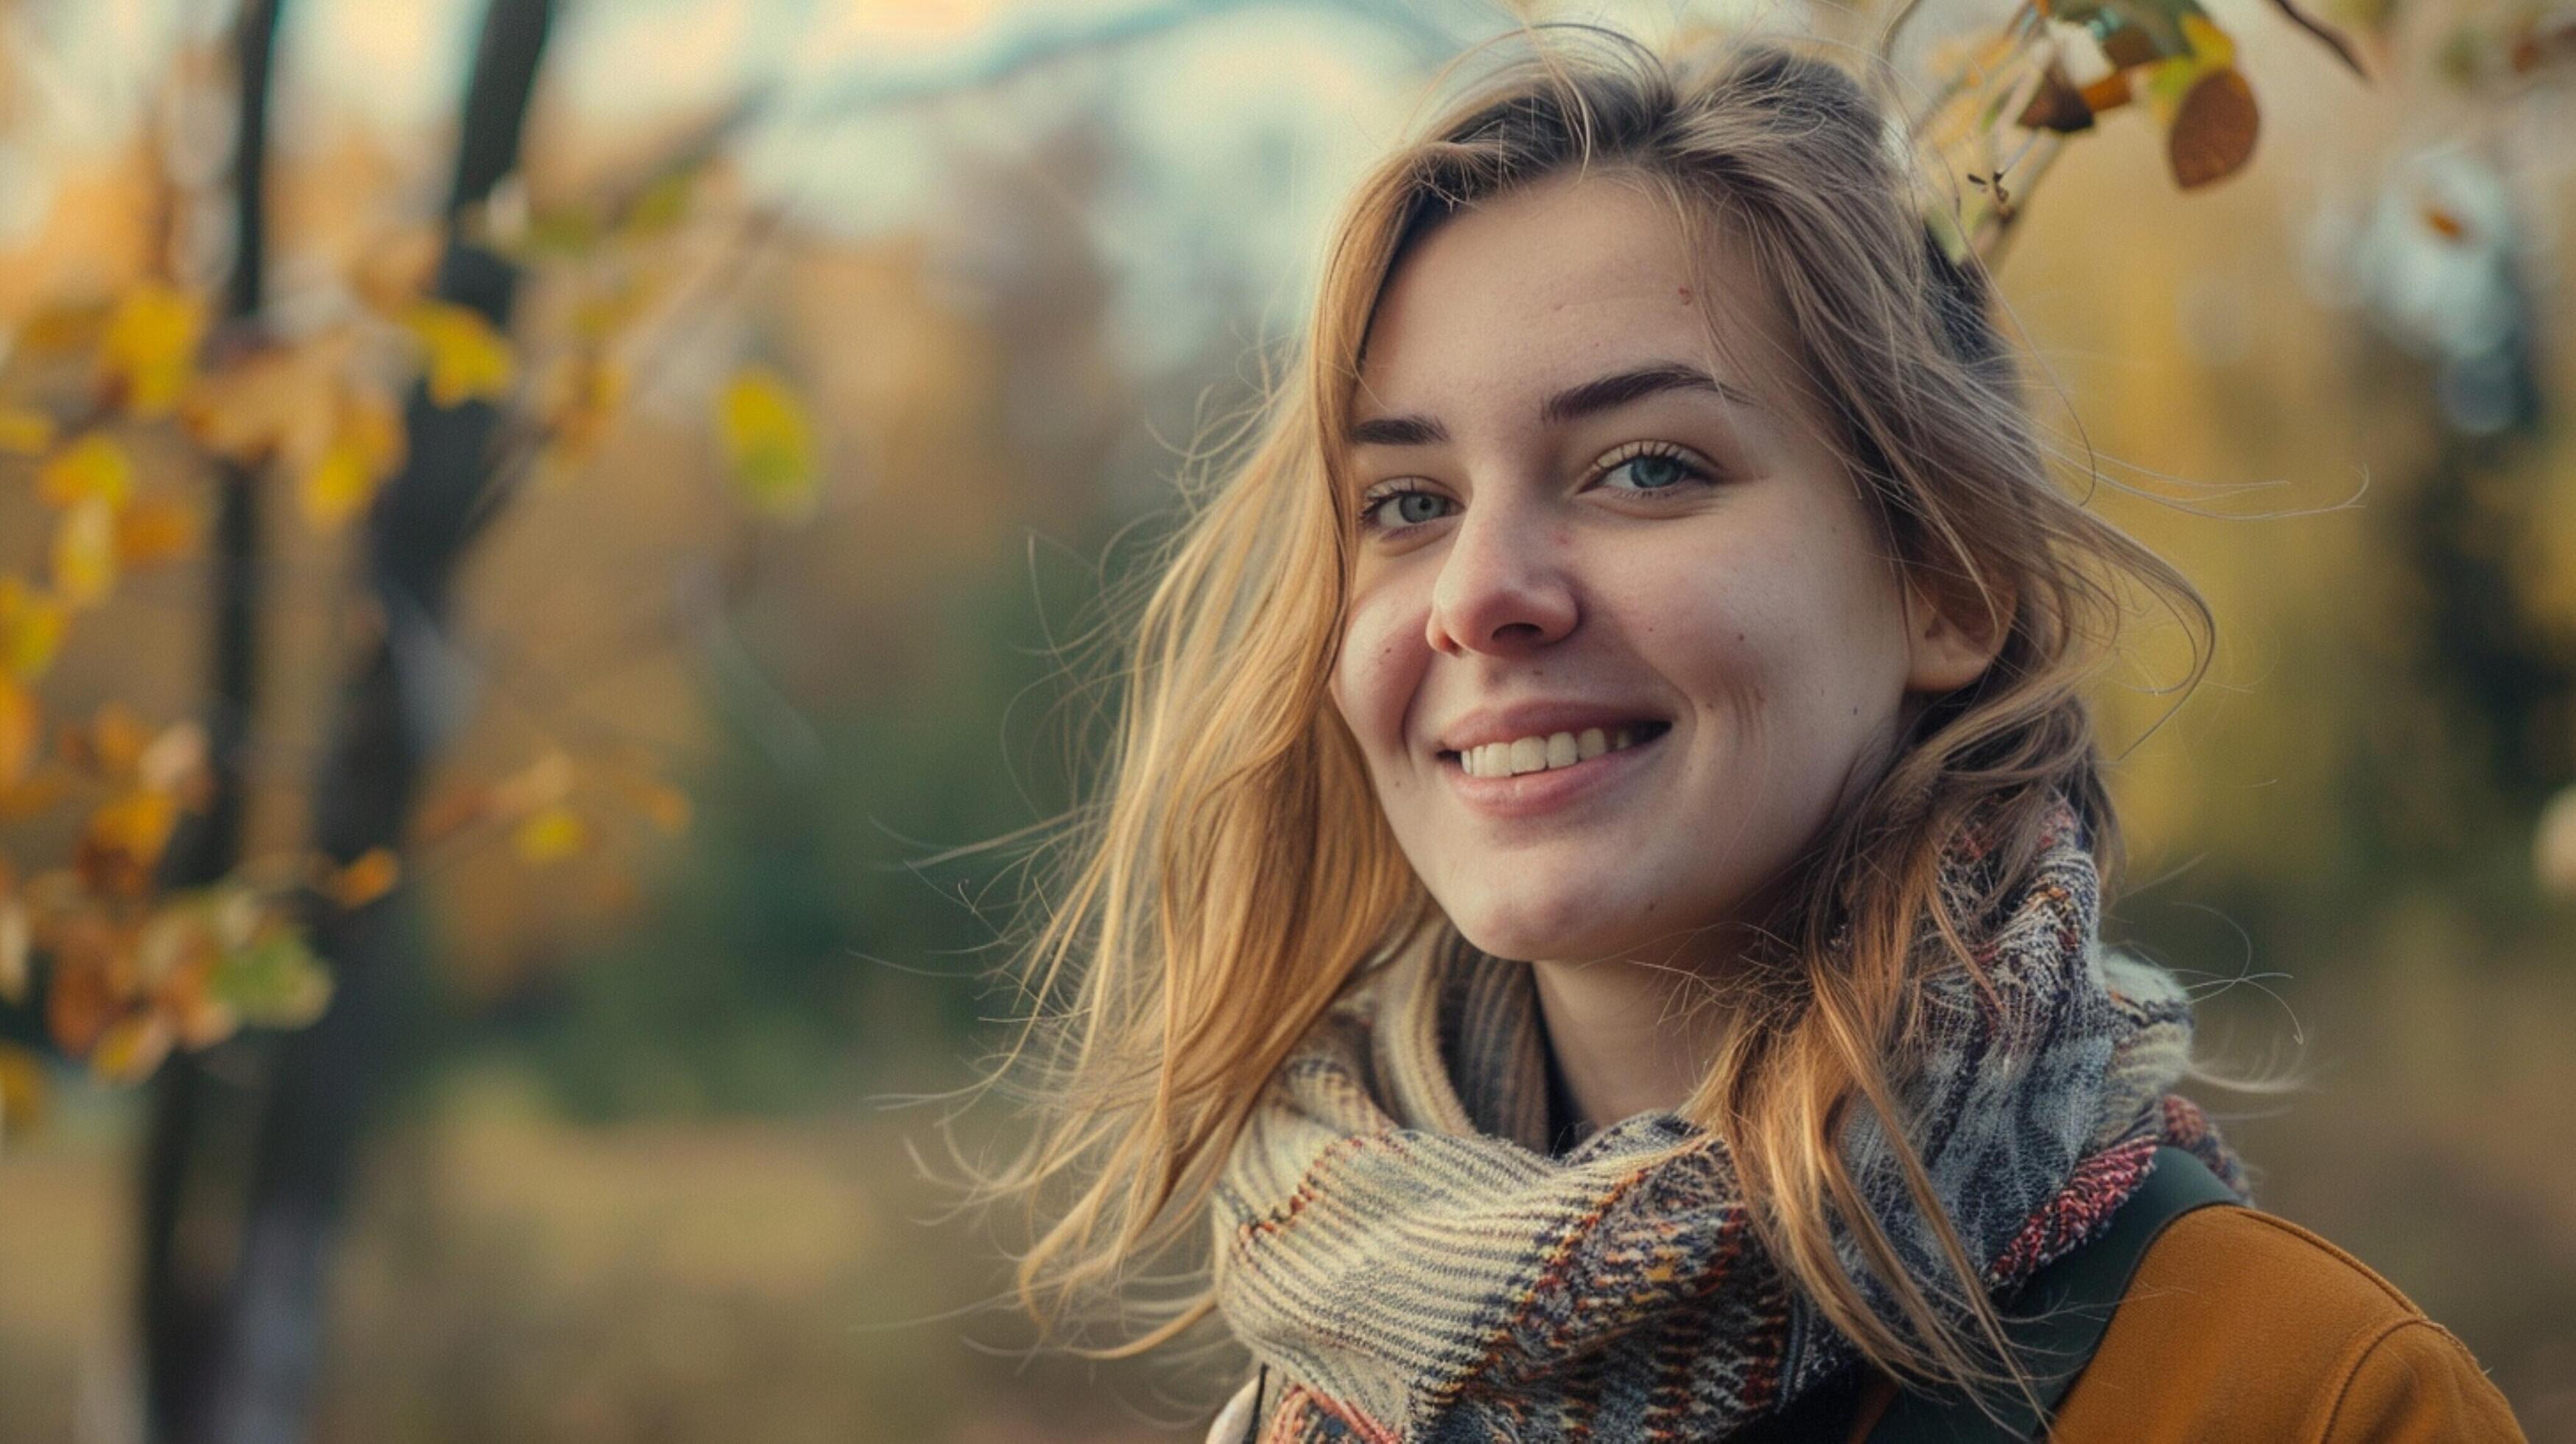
[1901,570,2014,695]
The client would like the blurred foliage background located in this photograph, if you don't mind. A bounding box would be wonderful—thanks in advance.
[0,0,2569,1440]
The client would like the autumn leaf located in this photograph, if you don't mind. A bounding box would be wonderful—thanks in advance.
[116,497,203,569]
[719,365,818,520]
[0,578,66,681]
[327,847,401,909]
[0,407,57,455]
[38,434,135,510]
[210,926,331,1028]
[2163,64,2259,187]
[0,773,65,821]
[511,804,590,863]
[99,281,208,418]
[77,788,180,897]
[89,1010,174,1084]
[2138,9,2261,192]
[15,299,113,357]
[404,301,516,407]
[136,901,235,1048]
[44,917,122,1056]
[52,497,119,608]
[2018,63,2099,132]
[0,678,38,791]
[301,388,404,530]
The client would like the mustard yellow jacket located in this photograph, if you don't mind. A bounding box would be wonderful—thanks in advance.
[1839,1204,2526,1441]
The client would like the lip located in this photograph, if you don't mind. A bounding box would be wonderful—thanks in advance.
[1433,701,1669,754]
[1440,726,1668,819]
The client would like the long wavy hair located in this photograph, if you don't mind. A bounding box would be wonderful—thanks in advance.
[981,28,2212,1401]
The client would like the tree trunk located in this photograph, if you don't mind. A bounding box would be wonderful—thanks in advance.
[141,1,284,1437]
[184,4,556,1441]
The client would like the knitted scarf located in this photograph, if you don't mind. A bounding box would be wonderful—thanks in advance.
[1208,801,2243,1443]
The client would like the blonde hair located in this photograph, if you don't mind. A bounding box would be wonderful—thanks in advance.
[983,27,2211,1403]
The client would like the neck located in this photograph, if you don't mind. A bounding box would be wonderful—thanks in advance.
[1529,947,1738,1139]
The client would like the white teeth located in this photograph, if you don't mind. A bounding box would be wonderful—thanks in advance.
[1456,726,1652,778]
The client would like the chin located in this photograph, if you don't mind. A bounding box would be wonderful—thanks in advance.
[1444,882,1651,966]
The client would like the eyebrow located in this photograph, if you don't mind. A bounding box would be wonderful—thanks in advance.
[1346,362,1759,447]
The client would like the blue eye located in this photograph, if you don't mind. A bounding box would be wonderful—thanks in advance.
[1592,443,1713,495]
[1360,486,1456,533]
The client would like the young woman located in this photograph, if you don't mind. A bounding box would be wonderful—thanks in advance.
[992,29,2526,1443]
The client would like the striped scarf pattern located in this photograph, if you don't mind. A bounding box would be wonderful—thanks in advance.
[1210,802,2242,1443]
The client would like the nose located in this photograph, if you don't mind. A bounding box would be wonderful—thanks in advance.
[1425,498,1578,657]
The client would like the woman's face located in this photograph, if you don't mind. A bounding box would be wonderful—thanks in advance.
[1328,172,1996,967]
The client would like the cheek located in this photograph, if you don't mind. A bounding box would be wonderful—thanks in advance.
[1331,581,1432,762]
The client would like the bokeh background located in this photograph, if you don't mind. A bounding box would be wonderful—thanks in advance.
[0,0,2570,1440]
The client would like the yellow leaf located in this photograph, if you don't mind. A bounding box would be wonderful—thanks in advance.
[78,788,179,896]
[0,678,38,791]
[300,390,403,530]
[116,497,203,568]
[404,301,516,407]
[0,1042,48,1140]
[88,1010,173,1084]
[52,497,118,608]
[99,281,208,418]
[2180,12,2239,64]
[719,365,818,520]
[0,578,66,680]
[38,434,135,509]
[0,773,66,821]
[329,847,401,908]
[0,407,56,455]
[510,804,590,863]
[16,298,113,357]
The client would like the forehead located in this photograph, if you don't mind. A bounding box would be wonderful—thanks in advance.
[1355,171,1794,419]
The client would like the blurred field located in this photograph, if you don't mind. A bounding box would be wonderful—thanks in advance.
[3,953,2570,1441]
[0,1065,1209,1444]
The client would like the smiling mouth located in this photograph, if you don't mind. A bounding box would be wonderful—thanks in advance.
[1441,721,1671,779]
